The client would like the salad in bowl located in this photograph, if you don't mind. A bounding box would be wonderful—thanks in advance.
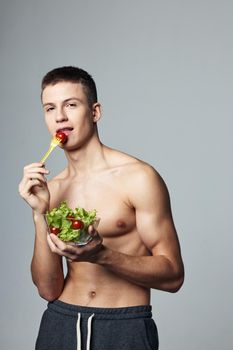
[45,201,99,246]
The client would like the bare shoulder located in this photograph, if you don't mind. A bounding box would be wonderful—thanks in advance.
[105,146,153,172]
[107,147,165,187]
[105,146,169,199]
[123,159,171,217]
[127,161,169,201]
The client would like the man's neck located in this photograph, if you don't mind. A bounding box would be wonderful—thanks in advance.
[64,135,108,177]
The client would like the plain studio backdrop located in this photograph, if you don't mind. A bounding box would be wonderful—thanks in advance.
[1,1,232,349]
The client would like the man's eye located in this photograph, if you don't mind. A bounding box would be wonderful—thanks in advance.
[66,103,77,108]
[46,107,54,112]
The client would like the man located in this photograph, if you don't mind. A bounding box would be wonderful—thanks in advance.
[19,66,184,350]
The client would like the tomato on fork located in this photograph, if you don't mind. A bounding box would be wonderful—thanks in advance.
[56,131,68,144]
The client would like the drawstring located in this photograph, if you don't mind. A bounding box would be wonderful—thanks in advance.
[76,313,95,350]
[76,313,81,350]
[86,313,95,350]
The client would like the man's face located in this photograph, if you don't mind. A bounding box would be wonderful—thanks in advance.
[42,81,99,150]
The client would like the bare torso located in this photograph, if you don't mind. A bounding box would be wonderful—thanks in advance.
[49,148,151,307]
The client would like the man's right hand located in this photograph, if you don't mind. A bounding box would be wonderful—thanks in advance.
[18,163,50,214]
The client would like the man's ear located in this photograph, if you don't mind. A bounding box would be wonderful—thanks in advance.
[92,103,102,123]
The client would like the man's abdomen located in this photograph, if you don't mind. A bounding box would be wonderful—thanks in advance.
[58,262,150,307]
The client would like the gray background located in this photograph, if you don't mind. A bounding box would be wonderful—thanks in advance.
[1,0,232,349]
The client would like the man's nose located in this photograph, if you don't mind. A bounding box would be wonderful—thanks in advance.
[56,108,68,122]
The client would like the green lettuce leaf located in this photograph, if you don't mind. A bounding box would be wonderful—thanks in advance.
[45,201,97,243]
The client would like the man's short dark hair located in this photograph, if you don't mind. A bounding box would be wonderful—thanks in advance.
[41,66,98,107]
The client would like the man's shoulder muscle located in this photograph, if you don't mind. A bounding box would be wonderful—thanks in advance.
[108,150,165,207]
[124,160,169,210]
[106,148,157,176]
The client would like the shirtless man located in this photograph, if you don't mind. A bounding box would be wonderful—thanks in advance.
[19,66,184,350]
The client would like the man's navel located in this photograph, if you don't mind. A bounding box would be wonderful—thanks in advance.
[89,290,96,298]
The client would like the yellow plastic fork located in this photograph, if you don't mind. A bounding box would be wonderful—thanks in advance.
[40,136,61,163]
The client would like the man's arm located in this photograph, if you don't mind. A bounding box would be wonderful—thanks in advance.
[95,164,184,292]
[18,163,65,301]
[31,212,64,300]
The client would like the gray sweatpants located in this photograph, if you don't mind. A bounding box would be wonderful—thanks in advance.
[35,300,159,350]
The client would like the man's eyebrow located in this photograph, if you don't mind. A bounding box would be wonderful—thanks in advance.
[43,102,54,107]
[43,97,82,108]
[63,97,83,103]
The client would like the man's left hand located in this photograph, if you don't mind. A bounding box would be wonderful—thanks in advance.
[47,225,103,263]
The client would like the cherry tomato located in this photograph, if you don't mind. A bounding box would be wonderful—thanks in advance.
[67,215,75,220]
[71,220,84,230]
[49,226,60,235]
[56,131,68,144]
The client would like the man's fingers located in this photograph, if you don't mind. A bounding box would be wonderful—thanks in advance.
[19,164,49,194]
[27,167,50,175]
[23,164,50,180]
[24,163,45,170]
[49,234,66,249]
[88,225,97,236]
[47,232,103,262]
[47,234,65,256]
[19,179,42,197]
[47,234,79,260]
[49,234,77,253]
[47,233,57,251]
[26,173,47,183]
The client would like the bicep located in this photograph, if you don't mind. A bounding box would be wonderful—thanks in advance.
[130,167,183,268]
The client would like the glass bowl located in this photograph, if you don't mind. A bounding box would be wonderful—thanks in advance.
[44,215,100,246]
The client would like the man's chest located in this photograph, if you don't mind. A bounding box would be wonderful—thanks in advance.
[50,176,136,238]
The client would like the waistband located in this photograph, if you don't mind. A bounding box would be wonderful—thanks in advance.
[48,300,152,320]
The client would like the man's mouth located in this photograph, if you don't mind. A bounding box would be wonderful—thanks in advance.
[56,127,74,136]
